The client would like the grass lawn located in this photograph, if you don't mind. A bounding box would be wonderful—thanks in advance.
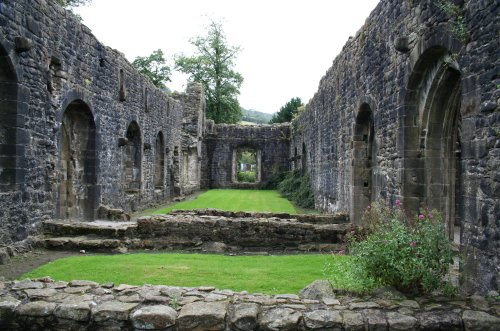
[151,189,297,214]
[22,253,335,295]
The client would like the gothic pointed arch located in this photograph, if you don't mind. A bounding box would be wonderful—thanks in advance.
[401,32,463,238]
[123,121,142,191]
[0,41,21,191]
[58,100,98,220]
[154,131,165,188]
[351,103,375,224]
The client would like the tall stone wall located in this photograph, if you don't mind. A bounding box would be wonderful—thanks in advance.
[203,124,290,188]
[0,0,204,242]
[292,0,499,294]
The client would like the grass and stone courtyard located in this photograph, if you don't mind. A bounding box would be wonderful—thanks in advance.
[3,190,500,329]
[15,189,359,295]
[8,189,457,298]
[0,190,500,330]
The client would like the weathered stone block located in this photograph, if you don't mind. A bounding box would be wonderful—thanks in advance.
[130,305,177,330]
[259,307,302,331]
[16,301,57,317]
[303,309,343,329]
[229,302,259,331]
[54,302,91,322]
[177,301,228,331]
[386,312,417,330]
[342,311,365,331]
[299,279,335,300]
[93,301,139,322]
[462,310,500,331]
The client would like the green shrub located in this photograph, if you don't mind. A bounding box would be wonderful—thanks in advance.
[277,170,315,209]
[237,171,256,183]
[323,254,380,293]
[260,171,287,190]
[347,201,454,295]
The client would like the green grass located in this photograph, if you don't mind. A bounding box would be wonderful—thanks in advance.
[22,253,334,295]
[151,189,297,214]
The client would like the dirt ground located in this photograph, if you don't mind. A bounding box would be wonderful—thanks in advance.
[0,249,79,281]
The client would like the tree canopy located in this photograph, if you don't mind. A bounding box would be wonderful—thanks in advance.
[56,0,92,7]
[132,49,171,90]
[175,21,243,124]
[269,97,303,124]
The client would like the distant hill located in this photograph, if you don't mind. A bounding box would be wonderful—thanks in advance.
[241,108,273,124]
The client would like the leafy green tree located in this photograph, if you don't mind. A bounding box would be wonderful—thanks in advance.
[132,49,171,90]
[56,0,92,7]
[175,21,243,124]
[269,97,303,124]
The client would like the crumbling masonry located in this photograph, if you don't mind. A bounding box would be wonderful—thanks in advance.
[0,0,499,295]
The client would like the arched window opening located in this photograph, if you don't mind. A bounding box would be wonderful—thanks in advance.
[301,142,307,173]
[402,47,462,239]
[123,121,142,191]
[293,146,298,170]
[0,44,18,191]
[351,103,375,224]
[154,132,165,189]
[58,100,97,220]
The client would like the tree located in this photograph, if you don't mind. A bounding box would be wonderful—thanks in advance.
[175,21,243,124]
[132,49,171,90]
[56,0,92,7]
[269,97,303,124]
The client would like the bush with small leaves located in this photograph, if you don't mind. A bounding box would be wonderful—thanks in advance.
[347,201,454,295]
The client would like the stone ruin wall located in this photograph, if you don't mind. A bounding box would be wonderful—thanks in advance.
[202,123,290,188]
[1,278,499,330]
[291,0,499,294]
[1,0,499,296]
[0,0,205,243]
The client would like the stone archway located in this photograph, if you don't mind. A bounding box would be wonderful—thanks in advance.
[123,121,142,192]
[0,43,18,191]
[154,131,165,189]
[351,103,375,224]
[58,100,97,220]
[402,45,462,238]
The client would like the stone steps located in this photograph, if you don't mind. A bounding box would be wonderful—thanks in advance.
[42,219,137,239]
[39,212,350,254]
[39,236,127,251]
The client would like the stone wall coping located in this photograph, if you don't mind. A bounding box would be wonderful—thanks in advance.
[163,209,349,224]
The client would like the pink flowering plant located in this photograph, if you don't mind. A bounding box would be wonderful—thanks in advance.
[347,200,453,294]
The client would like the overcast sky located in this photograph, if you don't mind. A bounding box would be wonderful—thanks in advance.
[75,0,380,114]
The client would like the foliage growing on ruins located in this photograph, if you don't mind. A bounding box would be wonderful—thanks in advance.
[269,97,304,124]
[277,169,315,209]
[55,0,92,8]
[346,201,454,295]
[324,254,380,293]
[132,49,171,90]
[175,21,243,124]
[435,0,469,43]
[237,171,256,183]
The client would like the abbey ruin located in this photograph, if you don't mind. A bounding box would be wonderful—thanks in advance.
[0,0,499,302]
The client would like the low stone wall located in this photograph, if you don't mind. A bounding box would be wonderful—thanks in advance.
[169,209,349,224]
[136,212,348,252]
[1,278,499,330]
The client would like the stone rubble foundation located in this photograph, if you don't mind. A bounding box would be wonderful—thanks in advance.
[0,278,499,330]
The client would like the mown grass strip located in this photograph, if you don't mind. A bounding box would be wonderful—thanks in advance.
[151,189,296,214]
[22,253,334,294]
